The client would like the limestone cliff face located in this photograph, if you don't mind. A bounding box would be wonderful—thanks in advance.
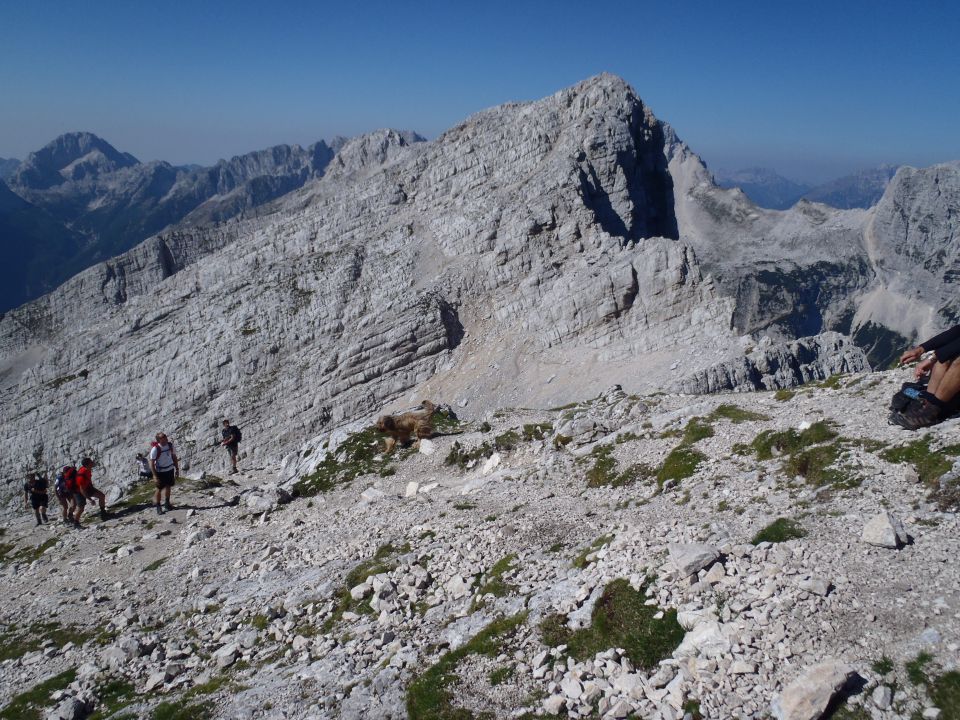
[0,76,746,493]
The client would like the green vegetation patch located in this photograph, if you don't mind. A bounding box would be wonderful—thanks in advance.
[431,406,461,434]
[656,446,705,485]
[0,668,77,720]
[446,429,525,470]
[488,664,515,686]
[881,437,960,486]
[540,578,684,671]
[751,517,806,544]
[707,404,770,423]
[872,656,894,676]
[928,670,960,718]
[682,417,714,444]
[472,555,517,610]
[88,679,139,720]
[737,422,860,489]
[584,445,653,488]
[522,423,553,441]
[143,556,168,572]
[294,426,414,496]
[906,651,933,686]
[774,389,795,402]
[47,369,89,389]
[0,621,94,662]
[322,543,409,631]
[572,534,614,569]
[152,701,213,720]
[406,613,527,719]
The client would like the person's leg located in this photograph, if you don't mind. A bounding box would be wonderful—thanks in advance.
[932,358,960,404]
[164,486,172,509]
[927,358,953,396]
[154,483,164,513]
[40,499,48,523]
[73,495,86,526]
[33,503,41,525]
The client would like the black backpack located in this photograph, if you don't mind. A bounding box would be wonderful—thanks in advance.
[230,425,242,443]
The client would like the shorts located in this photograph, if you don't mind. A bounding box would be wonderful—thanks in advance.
[225,444,238,459]
[155,469,176,488]
[30,493,48,509]
[74,492,87,508]
[55,488,71,503]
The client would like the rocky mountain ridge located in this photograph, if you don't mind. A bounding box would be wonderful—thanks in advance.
[0,76,873,502]
[0,132,363,313]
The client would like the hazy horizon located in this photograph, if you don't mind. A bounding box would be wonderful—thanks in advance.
[2,1,958,186]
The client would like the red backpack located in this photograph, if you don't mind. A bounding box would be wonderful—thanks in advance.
[62,466,77,493]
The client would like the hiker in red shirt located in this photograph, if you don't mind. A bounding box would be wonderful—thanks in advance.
[73,457,107,528]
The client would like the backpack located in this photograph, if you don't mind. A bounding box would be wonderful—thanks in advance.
[890,381,928,412]
[61,466,77,494]
[151,441,176,469]
[229,425,242,444]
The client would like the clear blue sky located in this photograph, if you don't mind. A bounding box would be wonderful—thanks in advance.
[1,0,958,183]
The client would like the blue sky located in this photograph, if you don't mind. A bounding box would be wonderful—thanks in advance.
[1,0,958,183]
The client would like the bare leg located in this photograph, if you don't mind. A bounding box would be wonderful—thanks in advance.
[932,358,960,404]
[927,358,954,396]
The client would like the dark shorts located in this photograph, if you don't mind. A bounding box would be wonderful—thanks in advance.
[225,444,238,459]
[155,469,176,488]
[30,493,48,509]
[74,492,87,508]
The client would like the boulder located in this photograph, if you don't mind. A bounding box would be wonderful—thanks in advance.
[862,512,908,548]
[771,660,855,720]
[668,543,720,578]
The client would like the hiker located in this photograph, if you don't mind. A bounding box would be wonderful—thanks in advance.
[149,432,179,514]
[896,325,960,429]
[23,473,49,526]
[73,457,107,527]
[54,465,75,523]
[220,419,241,475]
[136,452,152,481]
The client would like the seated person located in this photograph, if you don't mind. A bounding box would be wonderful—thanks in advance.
[896,325,960,429]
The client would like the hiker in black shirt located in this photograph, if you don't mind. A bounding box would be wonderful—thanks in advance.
[23,473,49,526]
[221,419,241,475]
[896,325,960,429]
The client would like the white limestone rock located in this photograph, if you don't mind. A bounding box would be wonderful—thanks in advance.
[770,660,855,720]
[862,512,909,549]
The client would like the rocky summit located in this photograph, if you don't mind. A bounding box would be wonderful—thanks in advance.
[0,73,959,719]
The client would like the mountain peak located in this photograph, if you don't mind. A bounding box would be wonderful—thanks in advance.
[11,131,139,189]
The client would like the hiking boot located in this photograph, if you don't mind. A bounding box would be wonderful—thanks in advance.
[41,512,48,523]
[156,504,164,515]
[99,509,108,521]
[891,399,942,430]
[35,519,42,527]
[164,501,174,511]
[229,469,238,475]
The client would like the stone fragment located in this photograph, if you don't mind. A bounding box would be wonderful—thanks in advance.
[405,482,419,497]
[418,439,436,456]
[872,685,892,710]
[668,543,720,578]
[771,660,855,720]
[144,670,168,692]
[861,512,908,548]
[49,698,88,720]
[675,621,731,659]
[798,575,831,596]
[360,487,386,503]
[543,695,566,715]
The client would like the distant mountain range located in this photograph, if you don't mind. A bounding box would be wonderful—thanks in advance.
[0,131,403,313]
[715,164,900,210]
[0,157,19,180]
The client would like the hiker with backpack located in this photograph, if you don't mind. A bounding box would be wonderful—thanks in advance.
[149,432,179,514]
[23,473,49,526]
[136,452,152,481]
[220,419,242,475]
[55,464,77,523]
[73,457,107,527]
[894,325,960,429]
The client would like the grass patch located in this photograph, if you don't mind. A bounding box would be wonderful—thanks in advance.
[584,445,653,488]
[906,651,933,685]
[928,670,960,718]
[322,544,408,631]
[656,446,705,485]
[751,517,806,544]
[406,613,527,719]
[572,534,613,569]
[0,622,94,662]
[152,701,213,720]
[539,578,684,671]
[740,422,859,489]
[774,389,795,402]
[522,423,553,441]
[816,374,844,389]
[143,556,168,572]
[881,437,960,486]
[750,422,838,460]
[88,679,138,720]
[9,537,58,564]
[683,418,714,444]
[431,407,461,433]
[488,664,515,686]
[0,668,77,720]
[471,555,517,610]
[708,404,770,423]
[452,502,476,510]
[872,656,894,675]
[293,426,414,496]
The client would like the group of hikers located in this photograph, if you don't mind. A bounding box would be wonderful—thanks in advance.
[23,420,242,529]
